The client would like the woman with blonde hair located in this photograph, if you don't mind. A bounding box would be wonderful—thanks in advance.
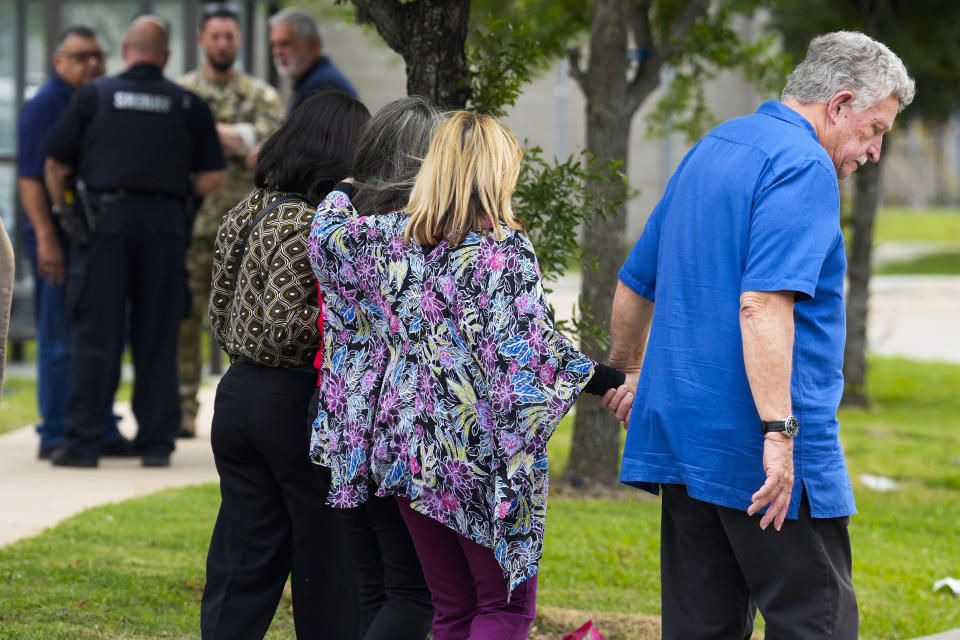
[310,111,633,639]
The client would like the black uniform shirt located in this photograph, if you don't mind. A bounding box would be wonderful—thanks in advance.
[43,63,225,198]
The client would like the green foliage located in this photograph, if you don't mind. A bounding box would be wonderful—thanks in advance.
[768,0,960,123]
[513,146,628,344]
[466,0,588,116]
[466,17,544,117]
[646,1,791,141]
[469,0,589,60]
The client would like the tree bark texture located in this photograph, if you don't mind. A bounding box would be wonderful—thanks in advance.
[349,0,471,109]
[565,0,635,488]
[564,0,709,487]
[842,158,881,407]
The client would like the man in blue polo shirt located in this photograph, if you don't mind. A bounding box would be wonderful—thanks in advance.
[17,25,132,459]
[608,32,914,638]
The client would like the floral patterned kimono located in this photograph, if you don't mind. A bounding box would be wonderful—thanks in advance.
[308,188,596,591]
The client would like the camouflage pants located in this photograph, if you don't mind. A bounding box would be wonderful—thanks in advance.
[178,231,217,419]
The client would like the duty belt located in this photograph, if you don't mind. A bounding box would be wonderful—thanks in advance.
[95,189,183,203]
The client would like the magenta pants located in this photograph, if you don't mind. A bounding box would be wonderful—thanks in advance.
[395,497,537,640]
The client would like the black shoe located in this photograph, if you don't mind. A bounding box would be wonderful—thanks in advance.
[38,444,60,460]
[101,436,139,457]
[175,427,197,439]
[51,448,99,468]
[142,454,170,468]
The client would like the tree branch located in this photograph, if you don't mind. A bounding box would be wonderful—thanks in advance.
[626,0,653,52]
[661,0,711,60]
[348,0,409,56]
[624,0,710,115]
[567,46,589,95]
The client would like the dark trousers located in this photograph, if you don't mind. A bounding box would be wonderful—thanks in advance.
[332,493,433,639]
[202,363,359,640]
[28,253,122,450]
[62,198,185,458]
[660,484,858,640]
[396,497,537,640]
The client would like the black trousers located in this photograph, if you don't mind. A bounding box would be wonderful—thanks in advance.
[63,198,185,458]
[660,484,858,640]
[332,493,434,640]
[201,363,359,640]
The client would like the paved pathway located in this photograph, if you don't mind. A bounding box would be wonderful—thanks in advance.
[0,385,218,546]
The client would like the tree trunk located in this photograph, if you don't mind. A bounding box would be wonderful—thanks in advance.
[565,121,631,487]
[565,0,633,488]
[842,158,882,407]
[349,0,471,109]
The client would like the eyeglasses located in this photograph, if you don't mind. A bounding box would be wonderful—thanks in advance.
[202,2,239,18]
[62,50,105,63]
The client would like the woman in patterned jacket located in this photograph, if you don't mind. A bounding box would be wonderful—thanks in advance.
[309,111,634,640]
[203,90,369,640]
[309,96,441,640]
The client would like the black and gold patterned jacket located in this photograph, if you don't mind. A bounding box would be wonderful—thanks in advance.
[209,188,321,367]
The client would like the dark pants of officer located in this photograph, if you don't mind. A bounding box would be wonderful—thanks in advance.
[660,483,858,640]
[63,197,185,459]
[202,362,359,640]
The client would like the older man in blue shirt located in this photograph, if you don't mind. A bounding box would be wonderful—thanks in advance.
[17,25,130,458]
[608,32,914,638]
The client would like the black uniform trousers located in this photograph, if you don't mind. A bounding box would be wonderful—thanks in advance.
[201,362,359,640]
[660,483,858,640]
[63,197,185,458]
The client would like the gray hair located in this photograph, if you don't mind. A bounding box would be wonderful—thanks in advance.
[269,7,322,49]
[781,31,915,113]
[351,96,447,217]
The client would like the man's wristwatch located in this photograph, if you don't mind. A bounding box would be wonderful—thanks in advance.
[761,415,800,438]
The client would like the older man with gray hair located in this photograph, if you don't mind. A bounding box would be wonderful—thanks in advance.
[604,31,914,638]
[269,7,357,112]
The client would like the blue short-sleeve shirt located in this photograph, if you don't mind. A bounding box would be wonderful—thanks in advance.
[618,101,855,519]
[16,73,73,258]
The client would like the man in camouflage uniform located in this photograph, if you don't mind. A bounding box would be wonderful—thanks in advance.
[177,3,284,437]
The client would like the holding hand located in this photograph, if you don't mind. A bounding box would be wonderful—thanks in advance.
[600,382,635,429]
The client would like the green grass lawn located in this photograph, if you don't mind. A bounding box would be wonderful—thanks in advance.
[873,207,960,244]
[1,357,958,638]
[0,377,133,436]
[876,251,960,275]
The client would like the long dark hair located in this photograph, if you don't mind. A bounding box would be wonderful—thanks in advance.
[350,96,445,216]
[255,90,370,205]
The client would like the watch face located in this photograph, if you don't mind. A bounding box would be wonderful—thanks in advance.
[785,415,800,437]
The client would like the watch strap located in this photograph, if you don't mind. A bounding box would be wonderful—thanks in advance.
[761,419,788,433]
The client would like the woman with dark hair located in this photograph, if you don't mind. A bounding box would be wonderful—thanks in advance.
[307,95,442,640]
[202,90,370,640]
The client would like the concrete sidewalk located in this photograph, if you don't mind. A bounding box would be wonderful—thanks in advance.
[0,384,219,546]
